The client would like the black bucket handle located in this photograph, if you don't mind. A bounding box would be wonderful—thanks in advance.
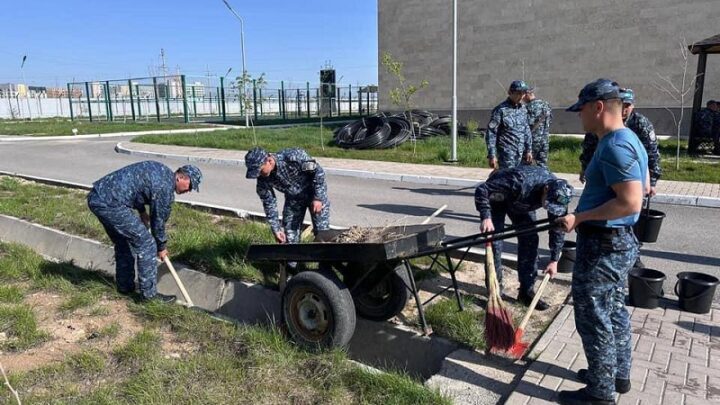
[674,281,715,302]
[633,276,664,299]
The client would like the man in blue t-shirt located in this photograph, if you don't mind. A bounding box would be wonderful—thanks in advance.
[556,79,649,405]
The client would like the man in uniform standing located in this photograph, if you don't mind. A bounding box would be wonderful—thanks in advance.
[579,88,661,269]
[87,161,203,303]
[580,88,661,197]
[475,165,573,310]
[558,79,648,405]
[245,147,330,246]
[485,80,533,170]
[695,100,720,154]
[525,88,553,167]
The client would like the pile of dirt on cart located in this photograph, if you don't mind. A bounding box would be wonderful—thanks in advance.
[332,226,404,243]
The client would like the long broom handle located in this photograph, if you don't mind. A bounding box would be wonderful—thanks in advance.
[517,272,551,330]
[163,256,194,307]
[422,204,448,225]
[485,242,497,292]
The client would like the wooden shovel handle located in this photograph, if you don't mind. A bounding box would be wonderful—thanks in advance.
[163,256,194,307]
[517,272,551,330]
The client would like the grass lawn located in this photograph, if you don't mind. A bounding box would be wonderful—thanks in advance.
[0,241,449,404]
[0,118,209,136]
[134,126,720,184]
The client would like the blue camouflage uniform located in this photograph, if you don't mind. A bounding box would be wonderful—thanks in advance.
[580,109,661,187]
[246,147,330,244]
[486,81,533,169]
[474,165,570,293]
[694,103,720,153]
[565,79,648,402]
[694,107,715,140]
[86,161,202,299]
[526,98,553,167]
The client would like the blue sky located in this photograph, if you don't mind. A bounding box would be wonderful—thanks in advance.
[0,0,378,88]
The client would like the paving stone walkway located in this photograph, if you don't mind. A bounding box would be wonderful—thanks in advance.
[506,295,720,404]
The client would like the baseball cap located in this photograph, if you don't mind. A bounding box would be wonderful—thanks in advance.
[566,78,622,112]
[245,147,268,179]
[545,179,573,216]
[620,88,635,104]
[178,165,202,192]
[509,80,534,93]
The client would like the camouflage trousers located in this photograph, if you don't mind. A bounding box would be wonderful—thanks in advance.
[282,195,331,244]
[496,147,525,170]
[572,227,639,400]
[87,191,158,299]
[488,206,539,294]
[532,134,549,167]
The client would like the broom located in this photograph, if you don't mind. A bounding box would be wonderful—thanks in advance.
[484,242,515,351]
[508,272,552,358]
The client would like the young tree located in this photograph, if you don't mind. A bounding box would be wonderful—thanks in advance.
[381,51,429,147]
[652,37,699,170]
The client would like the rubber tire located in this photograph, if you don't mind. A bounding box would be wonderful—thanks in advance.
[353,265,410,321]
[281,270,356,350]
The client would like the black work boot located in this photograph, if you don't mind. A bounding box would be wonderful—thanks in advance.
[518,289,550,311]
[140,293,176,304]
[558,388,614,405]
[577,369,631,394]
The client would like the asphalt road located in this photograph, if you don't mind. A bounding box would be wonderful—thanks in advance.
[2,136,719,302]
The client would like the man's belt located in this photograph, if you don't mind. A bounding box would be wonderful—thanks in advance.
[577,223,633,237]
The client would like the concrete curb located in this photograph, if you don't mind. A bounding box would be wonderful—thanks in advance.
[114,142,720,209]
[0,213,458,378]
[0,126,230,142]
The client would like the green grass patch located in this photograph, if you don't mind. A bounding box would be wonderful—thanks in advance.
[59,289,104,314]
[113,329,162,364]
[0,118,208,136]
[4,277,446,403]
[0,176,277,283]
[135,127,720,183]
[90,306,112,317]
[0,304,49,351]
[425,296,486,350]
[95,322,121,339]
[0,285,24,303]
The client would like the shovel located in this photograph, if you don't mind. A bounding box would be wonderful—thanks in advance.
[163,256,194,307]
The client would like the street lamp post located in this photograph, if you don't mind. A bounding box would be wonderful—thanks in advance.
[20,55,33,120]
[450,0,458,162]
[222,0,249,127]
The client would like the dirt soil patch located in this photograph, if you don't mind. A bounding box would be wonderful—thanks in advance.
[0,291,190,373]
[332,226,404,243]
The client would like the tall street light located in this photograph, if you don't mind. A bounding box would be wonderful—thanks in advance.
[222,0,249,127]
[450,0,458,162]
[20,55,33,120]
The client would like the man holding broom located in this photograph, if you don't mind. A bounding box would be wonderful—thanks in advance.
[557,79,649,405]
[475,165,573,310]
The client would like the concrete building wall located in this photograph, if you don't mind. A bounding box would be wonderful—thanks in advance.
[378,0,720,135]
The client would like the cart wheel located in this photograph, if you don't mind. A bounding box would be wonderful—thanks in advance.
[353,265,410,321]
[282,270,356,350]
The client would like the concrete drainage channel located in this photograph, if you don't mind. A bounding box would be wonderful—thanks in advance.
[0,172,563,404]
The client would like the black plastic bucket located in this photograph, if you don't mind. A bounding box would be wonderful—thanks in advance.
[628,268,666,309]
[557,240,576,273]
[634,209,665,243]
[675,272,720,314]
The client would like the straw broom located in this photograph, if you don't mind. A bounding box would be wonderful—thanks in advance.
[484,242,515,351]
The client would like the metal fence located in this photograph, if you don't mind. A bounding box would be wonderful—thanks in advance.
[67,75,378,123]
